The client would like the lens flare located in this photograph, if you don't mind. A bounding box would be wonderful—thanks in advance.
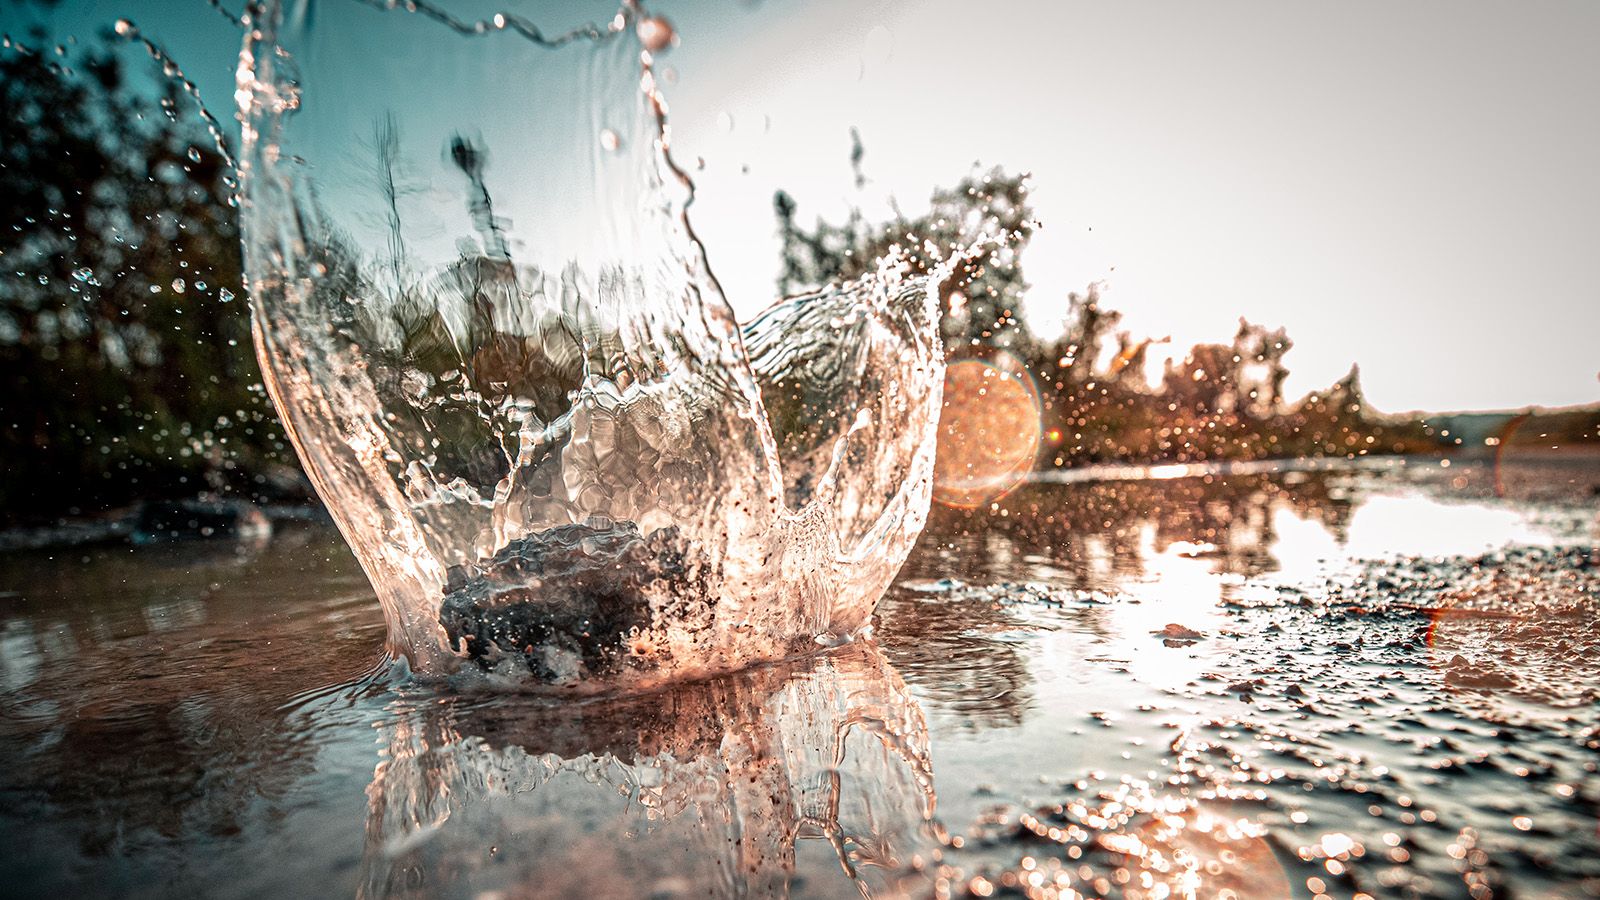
[934,356,1042,508]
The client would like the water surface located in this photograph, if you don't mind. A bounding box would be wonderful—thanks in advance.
[1,455,1596,898]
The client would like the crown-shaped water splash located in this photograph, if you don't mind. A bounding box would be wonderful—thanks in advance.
[237,1,945,689]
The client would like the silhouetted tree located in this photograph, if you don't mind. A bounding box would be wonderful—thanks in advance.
[775,159,1036,353]
[0,34,292,522]
[774,145,1438,469]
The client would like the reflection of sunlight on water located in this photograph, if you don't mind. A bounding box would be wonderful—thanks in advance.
[1146,463,1191,480]
[1341,493,1551,560]
[1093,483,1559,694]
[906,460,1600,899]
[1262,506,1343,582]
[1249,491,1552,591]
[1104,525,1239,693]
[957,773,1295,899]
[1127,803,1291,900]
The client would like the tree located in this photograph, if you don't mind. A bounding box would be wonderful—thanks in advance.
[774,160,1036,354]
[772,143,1438,471]
[0,33,291,522]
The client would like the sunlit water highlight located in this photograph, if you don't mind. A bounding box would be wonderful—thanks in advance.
[1,458,1596,897]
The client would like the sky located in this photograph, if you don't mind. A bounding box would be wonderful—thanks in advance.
[6,0,1598,413]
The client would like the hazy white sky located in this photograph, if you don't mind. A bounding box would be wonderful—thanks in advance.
[10,0,1599,412]
[667,0,1600,413]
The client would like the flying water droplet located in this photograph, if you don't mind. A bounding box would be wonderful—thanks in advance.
[636,15,674,53]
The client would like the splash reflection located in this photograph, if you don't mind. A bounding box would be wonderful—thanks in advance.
[360,642,936,898]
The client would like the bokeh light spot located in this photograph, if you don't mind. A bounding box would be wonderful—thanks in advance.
[934,356,1042,508]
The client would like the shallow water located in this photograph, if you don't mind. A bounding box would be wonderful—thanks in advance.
[1,455,1596,898]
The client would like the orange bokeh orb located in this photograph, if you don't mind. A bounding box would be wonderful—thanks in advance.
[933,357,1042,508]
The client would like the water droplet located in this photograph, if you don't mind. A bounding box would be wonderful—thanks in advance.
[218,288,235,303]
[171,278,186,294]
[187,147,202,163]
[72,267,94,283]
[598,129,621,152]
[636,16,674,53]
[114,19,135,37]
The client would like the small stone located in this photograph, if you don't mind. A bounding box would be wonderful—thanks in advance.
[439,519,708,685]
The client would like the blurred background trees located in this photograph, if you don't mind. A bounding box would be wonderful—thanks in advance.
[2,36,1575,527]
[772,154,1441,471]
[1,34,294,524]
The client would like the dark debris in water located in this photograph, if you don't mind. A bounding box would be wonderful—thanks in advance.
[438,519,708,685]
[1154,622,1206,643]
[899,577,1118,608]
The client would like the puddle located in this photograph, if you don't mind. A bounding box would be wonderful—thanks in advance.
[1,456,1596,897]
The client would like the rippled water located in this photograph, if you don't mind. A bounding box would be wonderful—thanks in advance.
[2,455,1596,898]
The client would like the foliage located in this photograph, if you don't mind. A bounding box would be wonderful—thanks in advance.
[0,40,1554,526]
[776,164,1034,353]
[773,159,1439,469]
[0,36,294,523]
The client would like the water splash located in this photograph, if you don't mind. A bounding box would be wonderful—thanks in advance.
[110,17,239,188]
[236,1,949,687]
